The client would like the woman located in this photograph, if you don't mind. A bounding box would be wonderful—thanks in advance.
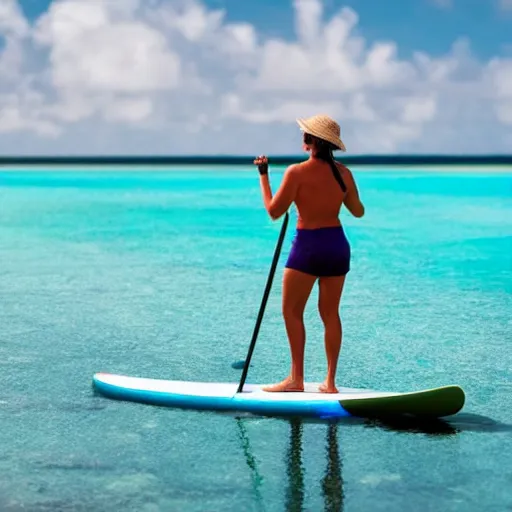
[254,114,365,394]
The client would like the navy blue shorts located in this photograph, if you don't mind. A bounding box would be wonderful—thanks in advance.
[285,226,351,277]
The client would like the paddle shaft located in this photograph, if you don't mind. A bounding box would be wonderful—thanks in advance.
[237,212,290,393]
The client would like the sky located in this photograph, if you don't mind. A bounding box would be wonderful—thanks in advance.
[0,0,511,155]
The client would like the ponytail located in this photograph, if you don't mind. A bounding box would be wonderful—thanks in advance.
[307,134,347,192]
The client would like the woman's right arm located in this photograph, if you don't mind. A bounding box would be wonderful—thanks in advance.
[342,167,365,218]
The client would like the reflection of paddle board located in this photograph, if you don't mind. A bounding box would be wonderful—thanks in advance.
[92,373,465,419]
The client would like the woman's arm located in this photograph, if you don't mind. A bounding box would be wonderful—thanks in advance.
[255,157,298,220]
[342,167,365,218]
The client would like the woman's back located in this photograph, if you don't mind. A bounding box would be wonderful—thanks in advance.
[294,158,362,229]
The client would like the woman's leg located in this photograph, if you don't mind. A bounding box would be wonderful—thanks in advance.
[263,268,317,392]
[317,275,346,393]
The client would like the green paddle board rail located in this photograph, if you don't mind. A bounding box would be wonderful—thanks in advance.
[340,385,465,418]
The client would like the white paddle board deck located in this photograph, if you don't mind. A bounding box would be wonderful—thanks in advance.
[92,373,465,419]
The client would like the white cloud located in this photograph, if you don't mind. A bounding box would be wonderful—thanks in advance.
[153,1,224,43]
[0,88,61,137]
[400,96,437,124]
[0,0,510,154]
[496,103,512,124]
[33,1,181,93]
[0,0,29,37]
[0,37,24,82]
[499,0,512,11]
[488,58,512,98]
[221,94,345,124]
[0,0,29,84]
[488,58,512,125]
[103,97,154,123]
[246,5,415,94]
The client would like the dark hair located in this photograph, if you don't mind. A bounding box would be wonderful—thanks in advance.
[304,133,346,192]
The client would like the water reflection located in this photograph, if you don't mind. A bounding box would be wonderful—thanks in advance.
[364,415,459,436]
[237,418,344,512]
[285,419,305,512]
[284,419,345,512]
[321,422,344,512]
[235,408,512,511]
[363,412,512,435]
[236,418,265,511]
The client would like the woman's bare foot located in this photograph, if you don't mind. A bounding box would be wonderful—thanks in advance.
[319,381,338,393]
[262,376,304,392]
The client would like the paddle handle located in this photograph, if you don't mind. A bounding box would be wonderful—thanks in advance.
[237,212,290,393]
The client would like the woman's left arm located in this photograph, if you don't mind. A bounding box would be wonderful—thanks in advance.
[255,157,298,220]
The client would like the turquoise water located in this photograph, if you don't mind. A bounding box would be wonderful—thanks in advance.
[0,167,511,511]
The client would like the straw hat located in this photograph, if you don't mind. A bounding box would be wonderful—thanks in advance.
[296,114,346,152]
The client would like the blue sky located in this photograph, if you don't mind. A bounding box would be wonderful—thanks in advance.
[16,0,512,59]
[202,0,512,59]
[1,0,511,155]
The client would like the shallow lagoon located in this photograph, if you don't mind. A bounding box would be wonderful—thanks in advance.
[0,167,511,511]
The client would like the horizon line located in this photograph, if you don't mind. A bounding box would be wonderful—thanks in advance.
[1,154,512,166]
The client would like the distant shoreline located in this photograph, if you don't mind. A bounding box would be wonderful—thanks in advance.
[1,154,512,168]
[2,165,512,174]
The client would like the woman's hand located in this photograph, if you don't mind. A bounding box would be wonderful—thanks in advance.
[254,155,269,176]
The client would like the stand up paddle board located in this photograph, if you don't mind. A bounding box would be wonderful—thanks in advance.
[92,373,465,419]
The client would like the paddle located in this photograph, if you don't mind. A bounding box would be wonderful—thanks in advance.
[236,211,290,393]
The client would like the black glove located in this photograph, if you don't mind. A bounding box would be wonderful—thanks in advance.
[254,155,269,175]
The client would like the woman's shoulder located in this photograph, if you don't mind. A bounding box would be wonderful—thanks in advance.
[334,161,355,186]
[335,161,353,175]
[284,161,306,176]
[334,160,349,171]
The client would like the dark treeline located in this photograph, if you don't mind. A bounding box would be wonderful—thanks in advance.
[1,154,511,166]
